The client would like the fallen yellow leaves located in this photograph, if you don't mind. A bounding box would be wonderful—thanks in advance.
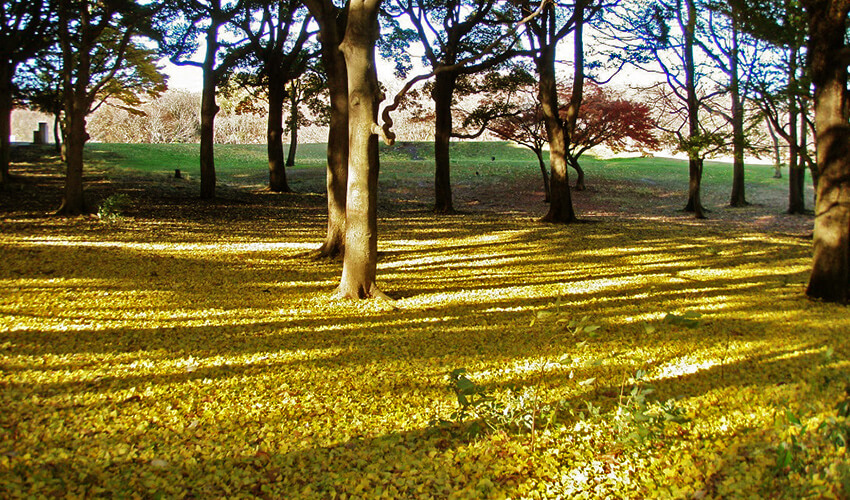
[1,211,847,498]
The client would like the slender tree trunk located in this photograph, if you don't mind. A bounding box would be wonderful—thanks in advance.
[305,0,348,259]
[682,0,705,219]
[568,154,586,191]
[729,13,748,207]
[286,88,298,167]
[788,46,806,214]
[199,24,219,200]
[432,70,457,214]
[765,116,782,178]
[805,0,850,303]
[538,40,576,223]
[533,148,550,202]
[0,63,12,186]
[53,113,62,154]
[337,0,384,299]
[267,70,290,192]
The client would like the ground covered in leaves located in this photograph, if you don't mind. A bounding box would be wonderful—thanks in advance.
[1,145,848,498]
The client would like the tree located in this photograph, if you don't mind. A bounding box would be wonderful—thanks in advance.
[487,81,659,196]
[565,83,660,190]
[336,0,389,299]
[302,0,349,259]
[235,0,316,192]
[1,0,53,186]
[164,0,249,200]
[390,0,522,213]
[741,0,813,214]
[55,0,164,215]
[803,0,850,303]
[517,0,604,223]
[613,0,716,219]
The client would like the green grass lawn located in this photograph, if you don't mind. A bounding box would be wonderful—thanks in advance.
[86,141,814,208]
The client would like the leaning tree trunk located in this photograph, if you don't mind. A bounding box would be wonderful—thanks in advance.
[432,70,457,214]
[0,63,12,186]
[538,43,576,223]
[267,69,291,192]
[199,24,219,200]
[336,0,385,299]
[805,0,850,303]
[568,154,586,191]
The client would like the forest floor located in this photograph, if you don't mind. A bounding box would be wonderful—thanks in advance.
[1,144,847,499]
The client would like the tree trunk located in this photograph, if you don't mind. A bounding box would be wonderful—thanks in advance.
[199,24,219,200]
[305,0,348,259]
[0,63,12,186]
[682,0,705,219]
[787,46,806,214]
[765,116,782,178]
[568,154,586,191]
[267,70,290,192]
[805,0,850,303]
[729,12,748,207]
[56,0,91,215]
[432,70,457,214]
[534,148,550,202]
[538,39,576,223]
[286,88,298,167]
[57,105,90,215]
[337,0,384,299]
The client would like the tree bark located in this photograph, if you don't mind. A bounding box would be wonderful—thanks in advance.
[805,0,850,303]
[286,87,298,167]
[729,11,748,207]
[534,148,550,202]
[538,38,576,223]
[787,45,806,214]
[199,24,219,200]
[432,70,457,214]
[0,62,12,186]
[267,69,290,192]
[337,0,384,299]
[568,154,586,191]
[56,0,91,215]
[306,0,348,259]
[682,0,705,219]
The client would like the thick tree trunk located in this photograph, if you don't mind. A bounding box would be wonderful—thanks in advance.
[199,25,219,200]
[805,0,850,303]
[57,106,90,215]
[306,0,348,259]
[534,148,550,202]
[538,42,576,223]
[0,64,12,186]
[286,90,298,167]
[432,71,457,214]
[267,71,290,192]
[729,14,748,207]
[337,0,384,299]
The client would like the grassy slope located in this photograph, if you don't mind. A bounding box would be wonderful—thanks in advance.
[0,143,843,499]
